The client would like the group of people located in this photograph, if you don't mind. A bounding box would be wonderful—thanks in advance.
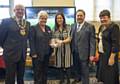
[0,4,119,84]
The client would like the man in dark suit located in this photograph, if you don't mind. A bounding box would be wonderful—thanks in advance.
[0,4,30,84]
[71,9,96,84]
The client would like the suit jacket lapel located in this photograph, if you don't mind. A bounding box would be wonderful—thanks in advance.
[77,22,88,40]
[71,23,77,38]
[10,18,19,29]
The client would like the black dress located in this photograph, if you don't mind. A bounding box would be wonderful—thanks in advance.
[97,22,119,84]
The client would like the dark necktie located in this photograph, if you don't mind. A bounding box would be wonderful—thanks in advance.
[77,24,80,32]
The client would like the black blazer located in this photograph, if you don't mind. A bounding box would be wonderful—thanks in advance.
[0,17,30,63]
[98,22,119,54]
[29,23,52,61]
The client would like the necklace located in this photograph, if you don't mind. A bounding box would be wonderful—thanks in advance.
[13,17,27,36]
[18,20,27,36]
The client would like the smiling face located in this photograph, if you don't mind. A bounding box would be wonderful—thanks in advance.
[14,4,25,19]
[99,10,111,26]
[56,15,64,26]
[38,11,48,26]
[39,15,48,26]
[76,11,85,24]
[100,15,111,26]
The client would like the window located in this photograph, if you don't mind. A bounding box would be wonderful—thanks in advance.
[95,0,112,20]
[0,0,32,22]
[75,0,120,21]
[75,0,94,21]
[0,8,10,19]
[0,0,10,21]
[113,0,120,21]
[14,0,32,7]
[0,0,9,5]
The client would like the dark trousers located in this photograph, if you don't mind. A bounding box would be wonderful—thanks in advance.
[5,58,25,84]
[0,68,5,79]
[59,68,71,84]
[32,56,49,84]
[73,51,89,84]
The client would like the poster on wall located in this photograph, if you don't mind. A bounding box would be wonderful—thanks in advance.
[25,6,76,29]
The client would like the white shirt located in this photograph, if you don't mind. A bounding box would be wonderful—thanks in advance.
[98,26,106,53]
[77,21,85,32]
[98,32,104,53]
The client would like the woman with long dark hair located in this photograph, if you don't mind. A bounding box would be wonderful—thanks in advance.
[50,12,73,84]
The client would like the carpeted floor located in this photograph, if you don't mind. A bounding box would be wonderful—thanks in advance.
[0,66,99,84]
[0,78,99,84]
[0,65,120,84]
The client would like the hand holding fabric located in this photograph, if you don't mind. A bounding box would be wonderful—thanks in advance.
[92,52,99,62]
[89,56,95,62]
[50,39,58,48]
[50,38,63,48]
[108,53,115,66]
[55,39,63,47]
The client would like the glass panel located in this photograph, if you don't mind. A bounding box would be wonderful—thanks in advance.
[0,8,10,19]
[95,0,112,20]
[0,0,9,5]
[14,0,32,7]
[113,0,120,21]
[75,0,94,21]
[75,0,120,21]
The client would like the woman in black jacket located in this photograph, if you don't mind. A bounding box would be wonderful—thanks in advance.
[96,9,119,84]
[29,11,52,84]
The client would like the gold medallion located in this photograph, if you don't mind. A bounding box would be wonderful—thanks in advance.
[20,29,26,36]
[18,20,27,36]
[13,17,27,36]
